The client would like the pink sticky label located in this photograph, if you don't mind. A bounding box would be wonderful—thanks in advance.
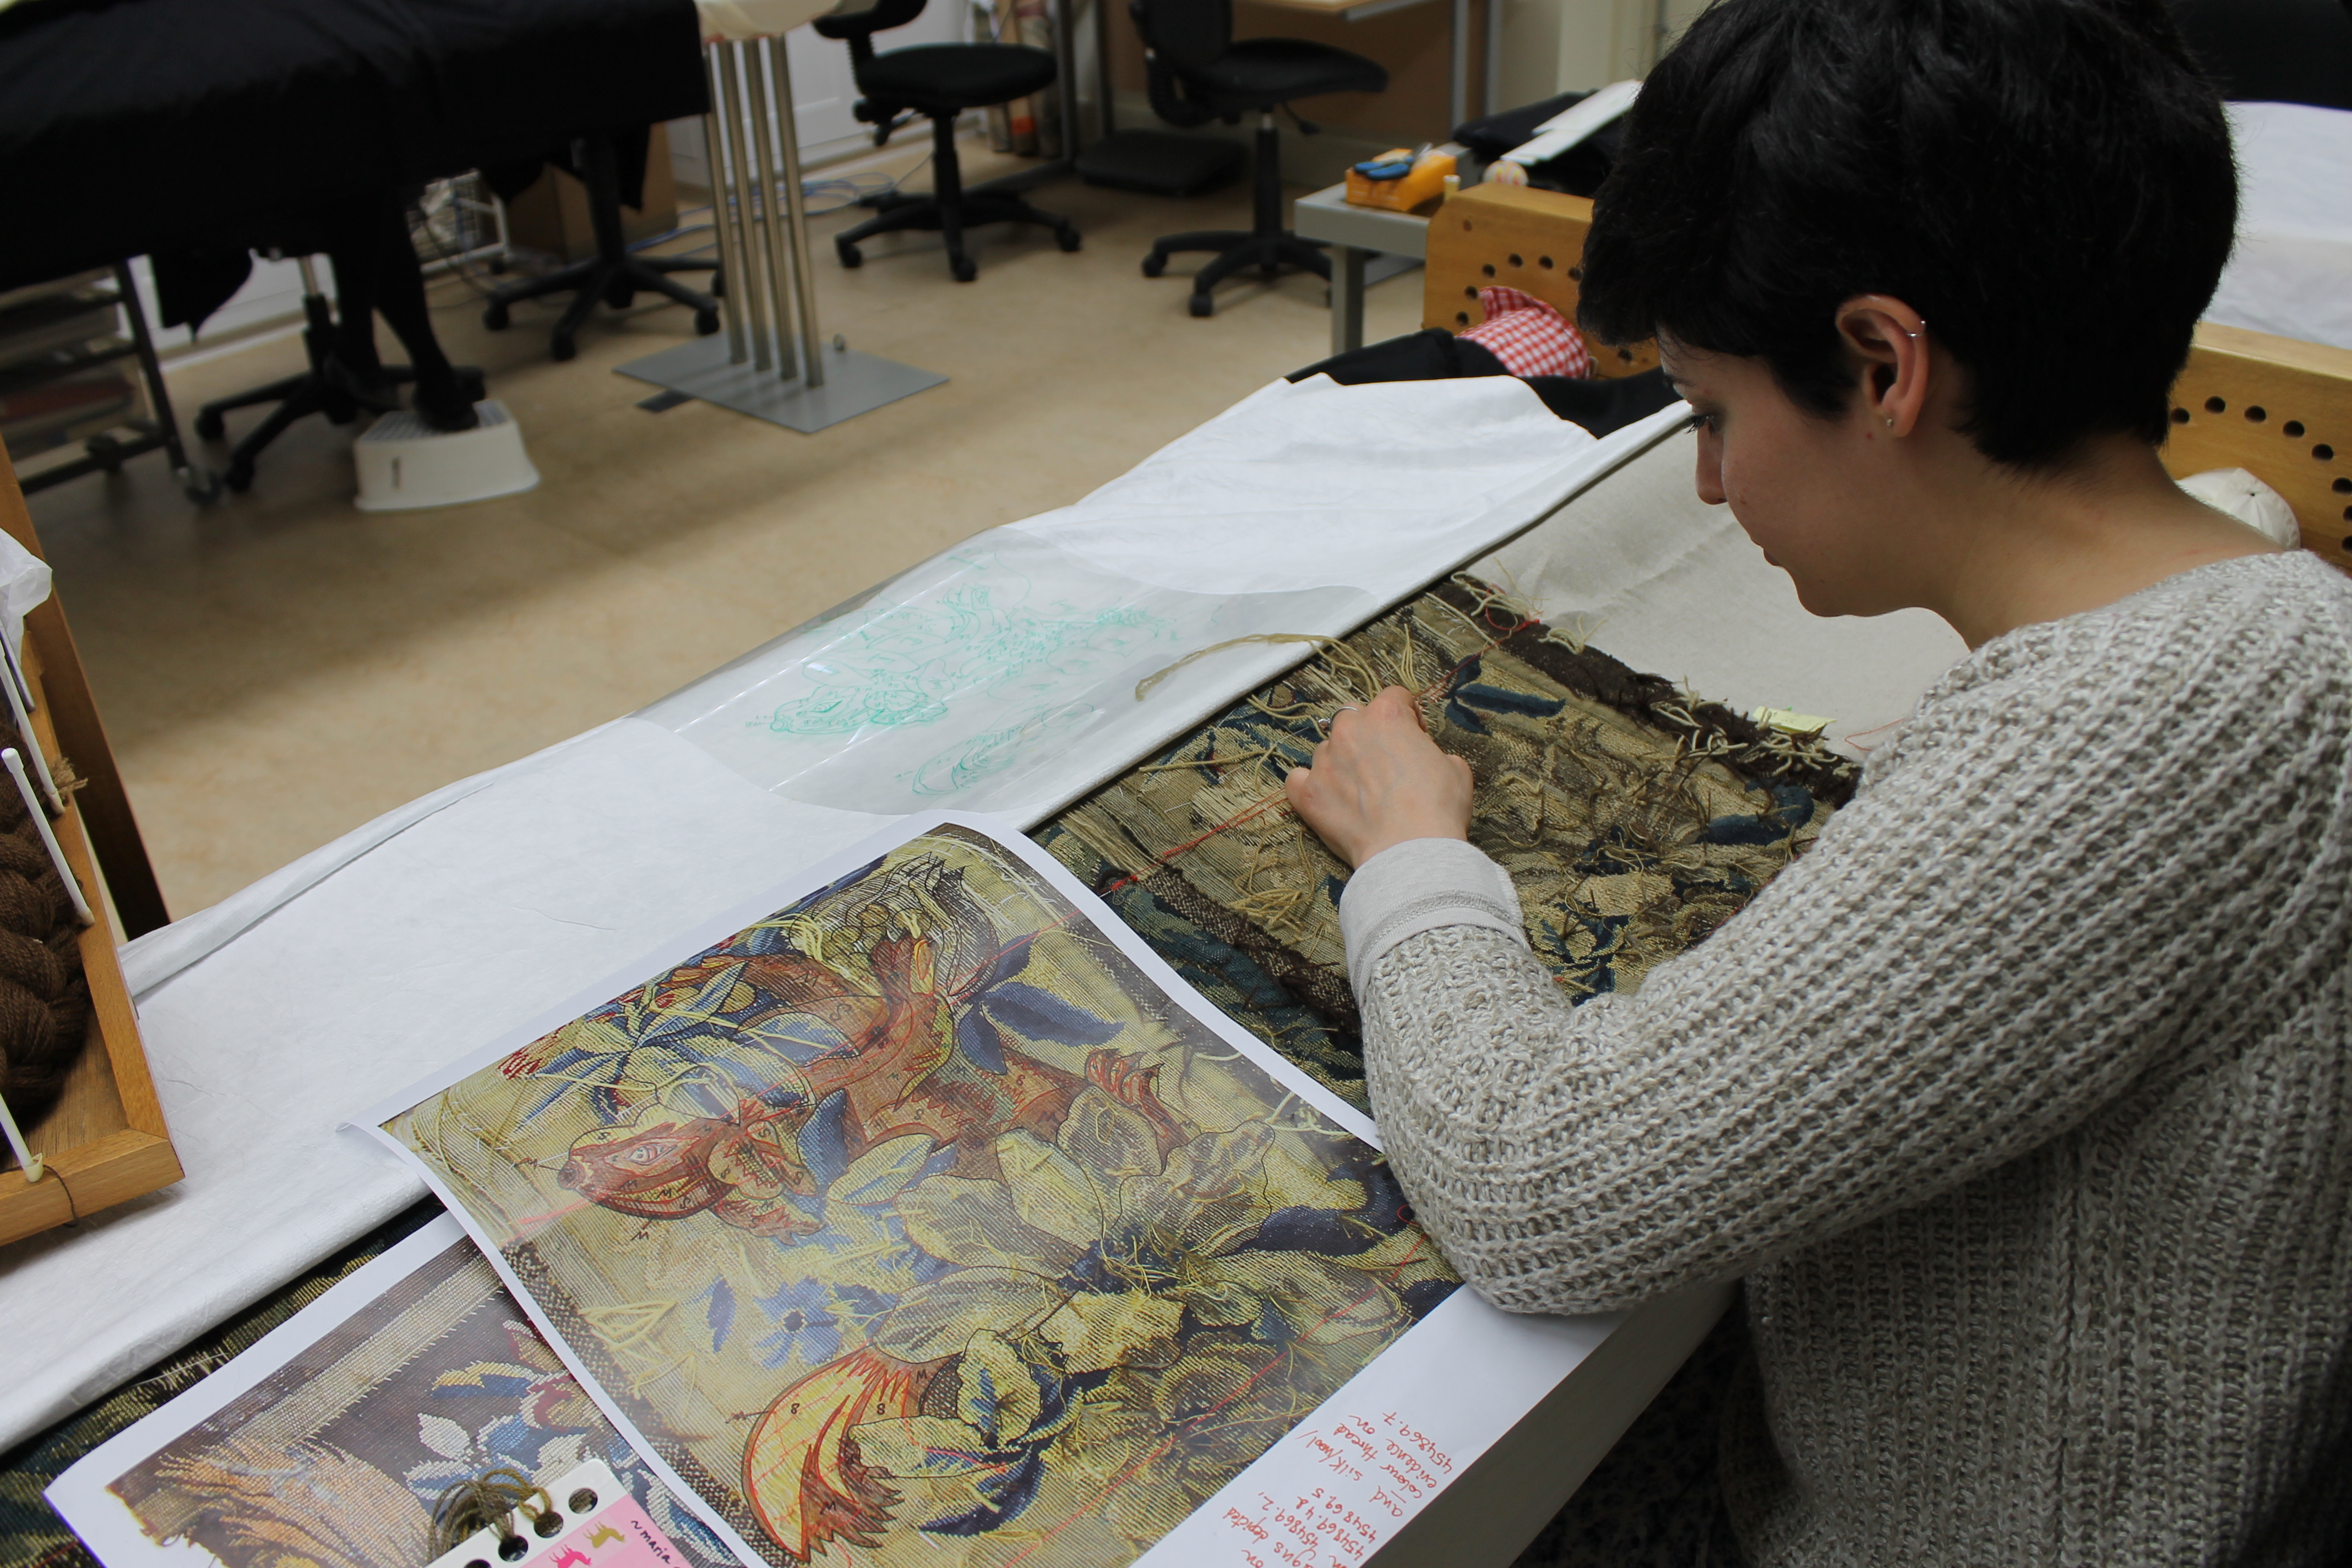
[540,1496,688,1568]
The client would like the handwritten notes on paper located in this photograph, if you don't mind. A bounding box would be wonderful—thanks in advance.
[1215,1412,1460,1568]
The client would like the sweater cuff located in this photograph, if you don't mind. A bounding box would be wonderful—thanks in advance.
[1338,837,1527,994]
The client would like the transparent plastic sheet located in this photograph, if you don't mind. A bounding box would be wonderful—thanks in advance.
[639,530,1371,814]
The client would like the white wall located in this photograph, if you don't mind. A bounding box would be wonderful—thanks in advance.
[1496,0,1691,107]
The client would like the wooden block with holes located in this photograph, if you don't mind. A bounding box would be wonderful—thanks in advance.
[0,439,178,1245]
[1422,184,1659,378]
[2164,323,2352,572]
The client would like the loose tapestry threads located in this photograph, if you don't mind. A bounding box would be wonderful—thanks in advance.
[0,717,90,1133]
[1042,575,1860,1109]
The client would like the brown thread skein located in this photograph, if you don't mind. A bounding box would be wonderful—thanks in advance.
[0,712,93,1140]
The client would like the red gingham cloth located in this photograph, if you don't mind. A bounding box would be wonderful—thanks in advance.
[1461,285,1593,379]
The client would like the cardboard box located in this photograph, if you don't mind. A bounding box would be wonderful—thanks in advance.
[502,123,680,265]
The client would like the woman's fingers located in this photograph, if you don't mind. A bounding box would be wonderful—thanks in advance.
[1285,687,1473,867]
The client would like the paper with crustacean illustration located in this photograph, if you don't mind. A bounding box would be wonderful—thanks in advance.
[362,813,1609,1568]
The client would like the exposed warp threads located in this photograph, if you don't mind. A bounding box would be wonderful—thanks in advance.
[0,715,89,1135]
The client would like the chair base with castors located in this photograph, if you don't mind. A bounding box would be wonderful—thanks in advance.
[481,132,721,361]
[836,138,1082,280]
[195,255,484,493]
[809,16,1081,282]
[1144,224,1328,316]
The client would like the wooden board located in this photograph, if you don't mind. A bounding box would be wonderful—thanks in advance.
[0,440,179,1243]
[2165,322,2352,572]
[1424,192,2352,579]
[1421,183,1659,378]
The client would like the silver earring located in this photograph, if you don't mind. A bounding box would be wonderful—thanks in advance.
[1883,417,1895,429]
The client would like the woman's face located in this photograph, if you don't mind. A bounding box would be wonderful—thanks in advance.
[1662,339,1917,620]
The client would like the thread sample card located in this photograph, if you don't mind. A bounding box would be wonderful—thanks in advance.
[363,813,1612,1568]
[423,1461,691,1568]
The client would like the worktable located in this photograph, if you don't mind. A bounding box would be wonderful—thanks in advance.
[1294,182,1431,355]
[1,380,1967,1563]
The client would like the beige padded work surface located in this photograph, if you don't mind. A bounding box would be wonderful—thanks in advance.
[1476,427,1969,755]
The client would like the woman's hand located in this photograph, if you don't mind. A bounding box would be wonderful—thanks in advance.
[1284,685,1474,868]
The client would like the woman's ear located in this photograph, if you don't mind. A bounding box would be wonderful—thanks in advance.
[1835,295,1932,438]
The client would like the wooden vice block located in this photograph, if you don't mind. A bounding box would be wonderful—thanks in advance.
[2165,323,2352,573]
[1422,183,1659,379]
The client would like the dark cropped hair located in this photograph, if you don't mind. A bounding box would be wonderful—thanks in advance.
[1577,0,2237,467]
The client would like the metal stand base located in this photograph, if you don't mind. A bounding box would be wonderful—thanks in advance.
[616,336,944,433]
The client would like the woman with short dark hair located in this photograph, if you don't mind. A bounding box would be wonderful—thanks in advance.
[1284,1,2352,1561]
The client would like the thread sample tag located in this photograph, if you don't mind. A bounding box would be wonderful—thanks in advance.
[427,1461,688,1568]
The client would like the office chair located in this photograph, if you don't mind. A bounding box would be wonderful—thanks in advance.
[814,0,1080,281]
[1131,0,1386,317]
[2169,0,2352,107]
[193,197,484,493]
[481,130,721,361]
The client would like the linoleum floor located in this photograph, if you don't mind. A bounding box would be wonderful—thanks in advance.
[19,145,1424,918]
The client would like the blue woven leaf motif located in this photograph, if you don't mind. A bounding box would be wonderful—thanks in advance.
[957,1009,1009,1074]
[979,981,1120,1046]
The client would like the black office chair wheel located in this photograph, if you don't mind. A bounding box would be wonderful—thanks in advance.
[181,466,223,506]
[837,238,864,269]
[1056,227,1082,253]
[694,308,721,336]
[1141,252,1167,277]
[483,300,511,331]
[194,407,226,442]
[951,254,978,282]
[1188,291,1215,318]
[551,331,579,364]
[224,457,257,493]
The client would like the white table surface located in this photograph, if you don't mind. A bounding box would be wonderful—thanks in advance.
[5,381,1969,1564]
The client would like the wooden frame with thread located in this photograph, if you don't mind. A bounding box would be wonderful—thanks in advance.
[1424,186,2352,573]
[0,440,179,1244]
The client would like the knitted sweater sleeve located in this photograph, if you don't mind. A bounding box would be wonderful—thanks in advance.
[1344,600,2346,1315]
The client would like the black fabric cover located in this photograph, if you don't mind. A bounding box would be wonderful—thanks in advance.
[1289,327,1505,385]
[857,42,1057,109]
[1523,368,1678,434]
[1450,89,1621,198]
[1182,36,1386,111]
[0,0,706,292]
[1288,329,1679,439]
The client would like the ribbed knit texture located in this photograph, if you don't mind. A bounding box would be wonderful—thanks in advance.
[1345,551,2352,1566]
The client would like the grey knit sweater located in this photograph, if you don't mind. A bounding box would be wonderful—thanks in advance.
[1341,551,2352,1566]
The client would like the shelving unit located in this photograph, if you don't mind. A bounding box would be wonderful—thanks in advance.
[0,264,220,506]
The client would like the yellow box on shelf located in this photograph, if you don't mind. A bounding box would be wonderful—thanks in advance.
[1346,147,1456,214]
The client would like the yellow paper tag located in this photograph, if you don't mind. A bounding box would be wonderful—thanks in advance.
[1749,705,1832,734]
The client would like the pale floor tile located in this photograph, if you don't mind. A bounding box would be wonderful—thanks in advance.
[22,145,1426,917]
